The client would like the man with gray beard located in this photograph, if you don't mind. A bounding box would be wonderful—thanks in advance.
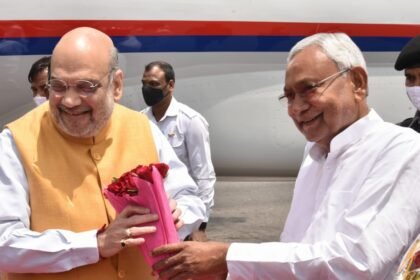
[0,27,205,280]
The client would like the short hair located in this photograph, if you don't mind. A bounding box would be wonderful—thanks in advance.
[287,33,367,73]
[28,56,51,83]
[144,61,175,82]
[110,46,119,71]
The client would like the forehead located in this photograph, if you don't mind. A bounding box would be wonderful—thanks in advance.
[32,68,48,82]
[285,46,338,84]
[142,65,165,80]
[51,48,110,79]
[405,67,420,76]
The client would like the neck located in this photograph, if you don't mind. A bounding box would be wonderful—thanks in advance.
[152,95,172,121]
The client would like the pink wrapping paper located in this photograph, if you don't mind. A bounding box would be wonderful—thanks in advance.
[103,163,179,267]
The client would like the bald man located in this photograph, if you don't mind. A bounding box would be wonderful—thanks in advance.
[0,27,205,280]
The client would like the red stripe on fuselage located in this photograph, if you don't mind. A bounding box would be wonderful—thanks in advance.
[1,20,419,38]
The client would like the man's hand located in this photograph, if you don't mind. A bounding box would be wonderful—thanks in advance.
[97,205,158,258]
[152,241,230,280]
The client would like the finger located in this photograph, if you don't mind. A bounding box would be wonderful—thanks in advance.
[127,213,159,226]
[169,198,177,212]
[153,256,181,274]
[130,225,157,237]
[175,218,184,230]
[152,243,185,257]
[120,204,151,217]
[121,237,146,248]
[158,263,191,280]
[171,271,195,280]
[172,208,181,220]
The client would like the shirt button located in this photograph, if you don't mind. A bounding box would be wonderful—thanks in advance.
[93,153,102,161]
[118,270,126,278]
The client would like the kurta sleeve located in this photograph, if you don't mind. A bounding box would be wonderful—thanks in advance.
[0,129,100,273]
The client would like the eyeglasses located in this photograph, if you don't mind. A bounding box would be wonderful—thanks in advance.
[279,68,350,106]
[47,71,113,97]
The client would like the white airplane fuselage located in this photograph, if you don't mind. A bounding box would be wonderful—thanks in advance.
[1,0,419,176]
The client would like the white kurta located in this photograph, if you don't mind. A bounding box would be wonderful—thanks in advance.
[0,121,205,273]
[143,97,216,221]
[227,109,420,280]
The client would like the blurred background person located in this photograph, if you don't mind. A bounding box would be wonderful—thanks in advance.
[28,56,50,106]
[140,61,216,239]
[394,36,420,132]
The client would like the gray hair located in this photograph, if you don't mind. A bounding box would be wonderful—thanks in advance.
[107,46,119,83]
[287,33,367,73]
[110,46,119,71]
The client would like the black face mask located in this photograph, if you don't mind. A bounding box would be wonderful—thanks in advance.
[142,85,167,106]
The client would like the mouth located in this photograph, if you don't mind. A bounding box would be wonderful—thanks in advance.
[300,114,322,128]
[60,108,91,117]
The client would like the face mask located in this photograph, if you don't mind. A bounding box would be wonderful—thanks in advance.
[406,86,420,111]
[33,96,47,106]
[142,85,167,106]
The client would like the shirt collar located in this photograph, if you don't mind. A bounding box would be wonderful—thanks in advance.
[164,97,179,118]
[308,108,382,161]
[144,97,179,123]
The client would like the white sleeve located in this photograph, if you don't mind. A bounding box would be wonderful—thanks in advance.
[149,122,206,239]
[0,129,100,273]
[226,138,420,280]
[184,116,216,221]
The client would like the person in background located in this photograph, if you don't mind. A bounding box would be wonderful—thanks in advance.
[28,55,50,106]
[0,27,205,280]
[394,35,420,132]
[141,61,216,239]
[151,33,420,280]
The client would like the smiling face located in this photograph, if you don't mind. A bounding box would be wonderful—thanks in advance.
[285,45,368,150]
[49,27,123,138]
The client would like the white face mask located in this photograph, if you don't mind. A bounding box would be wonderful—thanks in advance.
[406,86,420,111]
[33,96,47,106]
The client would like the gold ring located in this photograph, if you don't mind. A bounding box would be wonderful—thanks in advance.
[126,228,132,238]
[120,239,126,248]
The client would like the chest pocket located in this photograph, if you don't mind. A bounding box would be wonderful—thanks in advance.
[166,126,187,163]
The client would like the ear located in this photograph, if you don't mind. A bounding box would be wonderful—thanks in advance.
[168,79,175,94]
[350,66,368,101]
[112,69,124,102]
[168,79,175,89]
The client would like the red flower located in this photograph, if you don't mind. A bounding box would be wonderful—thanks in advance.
[412,251,420,270]
[103,162,178,267]
[106,163,169,197]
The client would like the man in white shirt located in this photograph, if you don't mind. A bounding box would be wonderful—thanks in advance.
[141,61,216,237]
[151,33,420,280]
[0,27,205,279]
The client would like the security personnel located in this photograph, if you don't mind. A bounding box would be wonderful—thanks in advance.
[394,35,420,132]
[140,61,216,240]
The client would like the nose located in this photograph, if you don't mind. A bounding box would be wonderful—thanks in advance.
[288,95,310,116]
[60,88,82,108]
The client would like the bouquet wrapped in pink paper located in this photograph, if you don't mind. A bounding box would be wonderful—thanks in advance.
[395,234,420,280]
[103,163,179,267]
